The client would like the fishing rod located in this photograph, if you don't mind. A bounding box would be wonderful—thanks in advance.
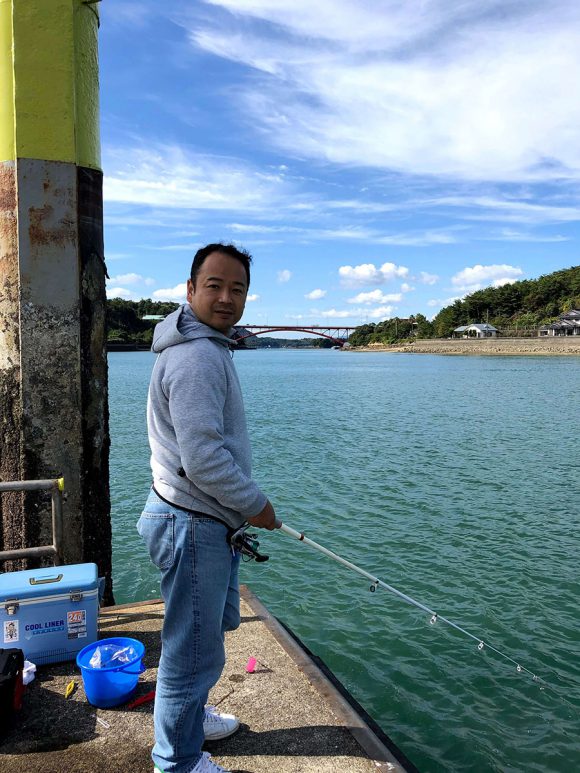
[230,522,573,706]
[279,523,537,672]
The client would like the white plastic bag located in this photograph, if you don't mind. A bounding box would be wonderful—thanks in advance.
[23,660,36,685]
[89,644,137,669]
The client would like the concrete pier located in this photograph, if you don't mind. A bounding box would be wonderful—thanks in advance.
[0,587,415,773]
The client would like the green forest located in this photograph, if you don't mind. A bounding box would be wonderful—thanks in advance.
[348,265,580,346]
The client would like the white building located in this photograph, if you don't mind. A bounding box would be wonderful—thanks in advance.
[539,310,580,336]
[453,323,498,338]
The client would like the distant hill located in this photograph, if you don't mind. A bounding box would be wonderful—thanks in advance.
[235,335,332,349]
[348,265,580,345]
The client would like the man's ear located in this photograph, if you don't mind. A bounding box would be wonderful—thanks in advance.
[186,278,194,303]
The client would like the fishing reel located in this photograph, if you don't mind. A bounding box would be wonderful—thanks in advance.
[228,524,269,563]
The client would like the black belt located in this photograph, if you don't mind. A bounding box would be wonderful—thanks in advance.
[151,486,231,528]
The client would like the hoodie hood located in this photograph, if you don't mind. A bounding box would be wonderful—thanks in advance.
[152,304,232,353]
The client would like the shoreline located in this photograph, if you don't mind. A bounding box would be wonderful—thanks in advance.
[349,338,580,356]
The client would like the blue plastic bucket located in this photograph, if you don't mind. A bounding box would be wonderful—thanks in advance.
[76,637,146,708]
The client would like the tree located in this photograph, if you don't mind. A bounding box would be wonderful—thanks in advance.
[414,313,434,338]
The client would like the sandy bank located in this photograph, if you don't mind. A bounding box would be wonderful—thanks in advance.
[349,338,580,356]
[349,345,410,353]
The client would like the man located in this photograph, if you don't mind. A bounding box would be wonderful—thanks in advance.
[138,243,279,773]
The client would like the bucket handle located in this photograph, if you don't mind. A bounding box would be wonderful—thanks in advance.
[114,661,146,675]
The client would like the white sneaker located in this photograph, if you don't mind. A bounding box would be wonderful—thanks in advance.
[203,705,240,740]
[192,752,231,772]
[154,753,230,773]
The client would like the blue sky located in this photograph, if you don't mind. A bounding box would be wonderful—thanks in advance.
[100,1,580,326]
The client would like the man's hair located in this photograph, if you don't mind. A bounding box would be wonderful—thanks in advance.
[190,243,252,288]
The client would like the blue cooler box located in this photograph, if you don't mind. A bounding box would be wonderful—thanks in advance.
[0,564,99,665]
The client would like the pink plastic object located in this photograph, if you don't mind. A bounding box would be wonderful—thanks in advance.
[246,657,257,673]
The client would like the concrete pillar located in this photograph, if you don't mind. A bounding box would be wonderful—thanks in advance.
[0,0,112,601]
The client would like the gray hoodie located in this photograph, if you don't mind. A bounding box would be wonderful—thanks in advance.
[147,304,267,529]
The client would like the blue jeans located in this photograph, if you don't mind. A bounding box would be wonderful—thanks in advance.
[137,489,241,773]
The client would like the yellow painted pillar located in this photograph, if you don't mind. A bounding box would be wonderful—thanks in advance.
[0,0,101,167]
[0,0,112,602]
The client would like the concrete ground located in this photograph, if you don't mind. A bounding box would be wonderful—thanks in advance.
[0,587,413,773]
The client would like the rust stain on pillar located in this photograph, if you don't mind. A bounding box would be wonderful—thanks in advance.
[0,161,26,564]
[17,159,84,561]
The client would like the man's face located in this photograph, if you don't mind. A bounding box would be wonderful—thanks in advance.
[187,251,248,334]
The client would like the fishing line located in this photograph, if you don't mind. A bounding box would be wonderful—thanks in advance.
[276,522,577,711]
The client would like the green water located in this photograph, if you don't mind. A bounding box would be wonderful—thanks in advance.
[109,350,580,773]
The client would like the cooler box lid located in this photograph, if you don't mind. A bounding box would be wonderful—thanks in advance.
[0,563,98,602]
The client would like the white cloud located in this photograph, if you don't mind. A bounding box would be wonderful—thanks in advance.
[192,1,580,182]
[375,231,459,246]
[318,308,357,319]
[148,243,204,252]
[485,228,569,243]
[228,223,302,234]
[103,144,292,212]
[106,214,179,228]
[305,288,327,300]
[106,286,134,300]
[420,272,439,285]
[103,1,154,29]
[427,295,465,309]
[426,196,580,225]
[366,305,395,319]
[338,262,409,287]
[315,227,374,240]
[246,293,260,301]
[105,252,132,261]
[451,263,523,292]
[347,289,402,305]
[197,0,409,48]
[492,278,518,288]
[400,283,415,293]
[314,304,395,320]
[152,282,188,301]
[227,222,462,246]
[339,263,380,286]
[108,273,155,286]
[278,269,292,283]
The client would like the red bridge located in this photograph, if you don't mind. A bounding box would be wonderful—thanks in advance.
[233,325,356,347]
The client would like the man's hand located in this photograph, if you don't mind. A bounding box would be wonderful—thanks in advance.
[247,499,281,530]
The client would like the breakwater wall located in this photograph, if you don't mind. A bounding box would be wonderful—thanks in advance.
[408,337,580,355]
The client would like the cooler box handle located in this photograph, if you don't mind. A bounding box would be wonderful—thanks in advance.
[29,573,63,586]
